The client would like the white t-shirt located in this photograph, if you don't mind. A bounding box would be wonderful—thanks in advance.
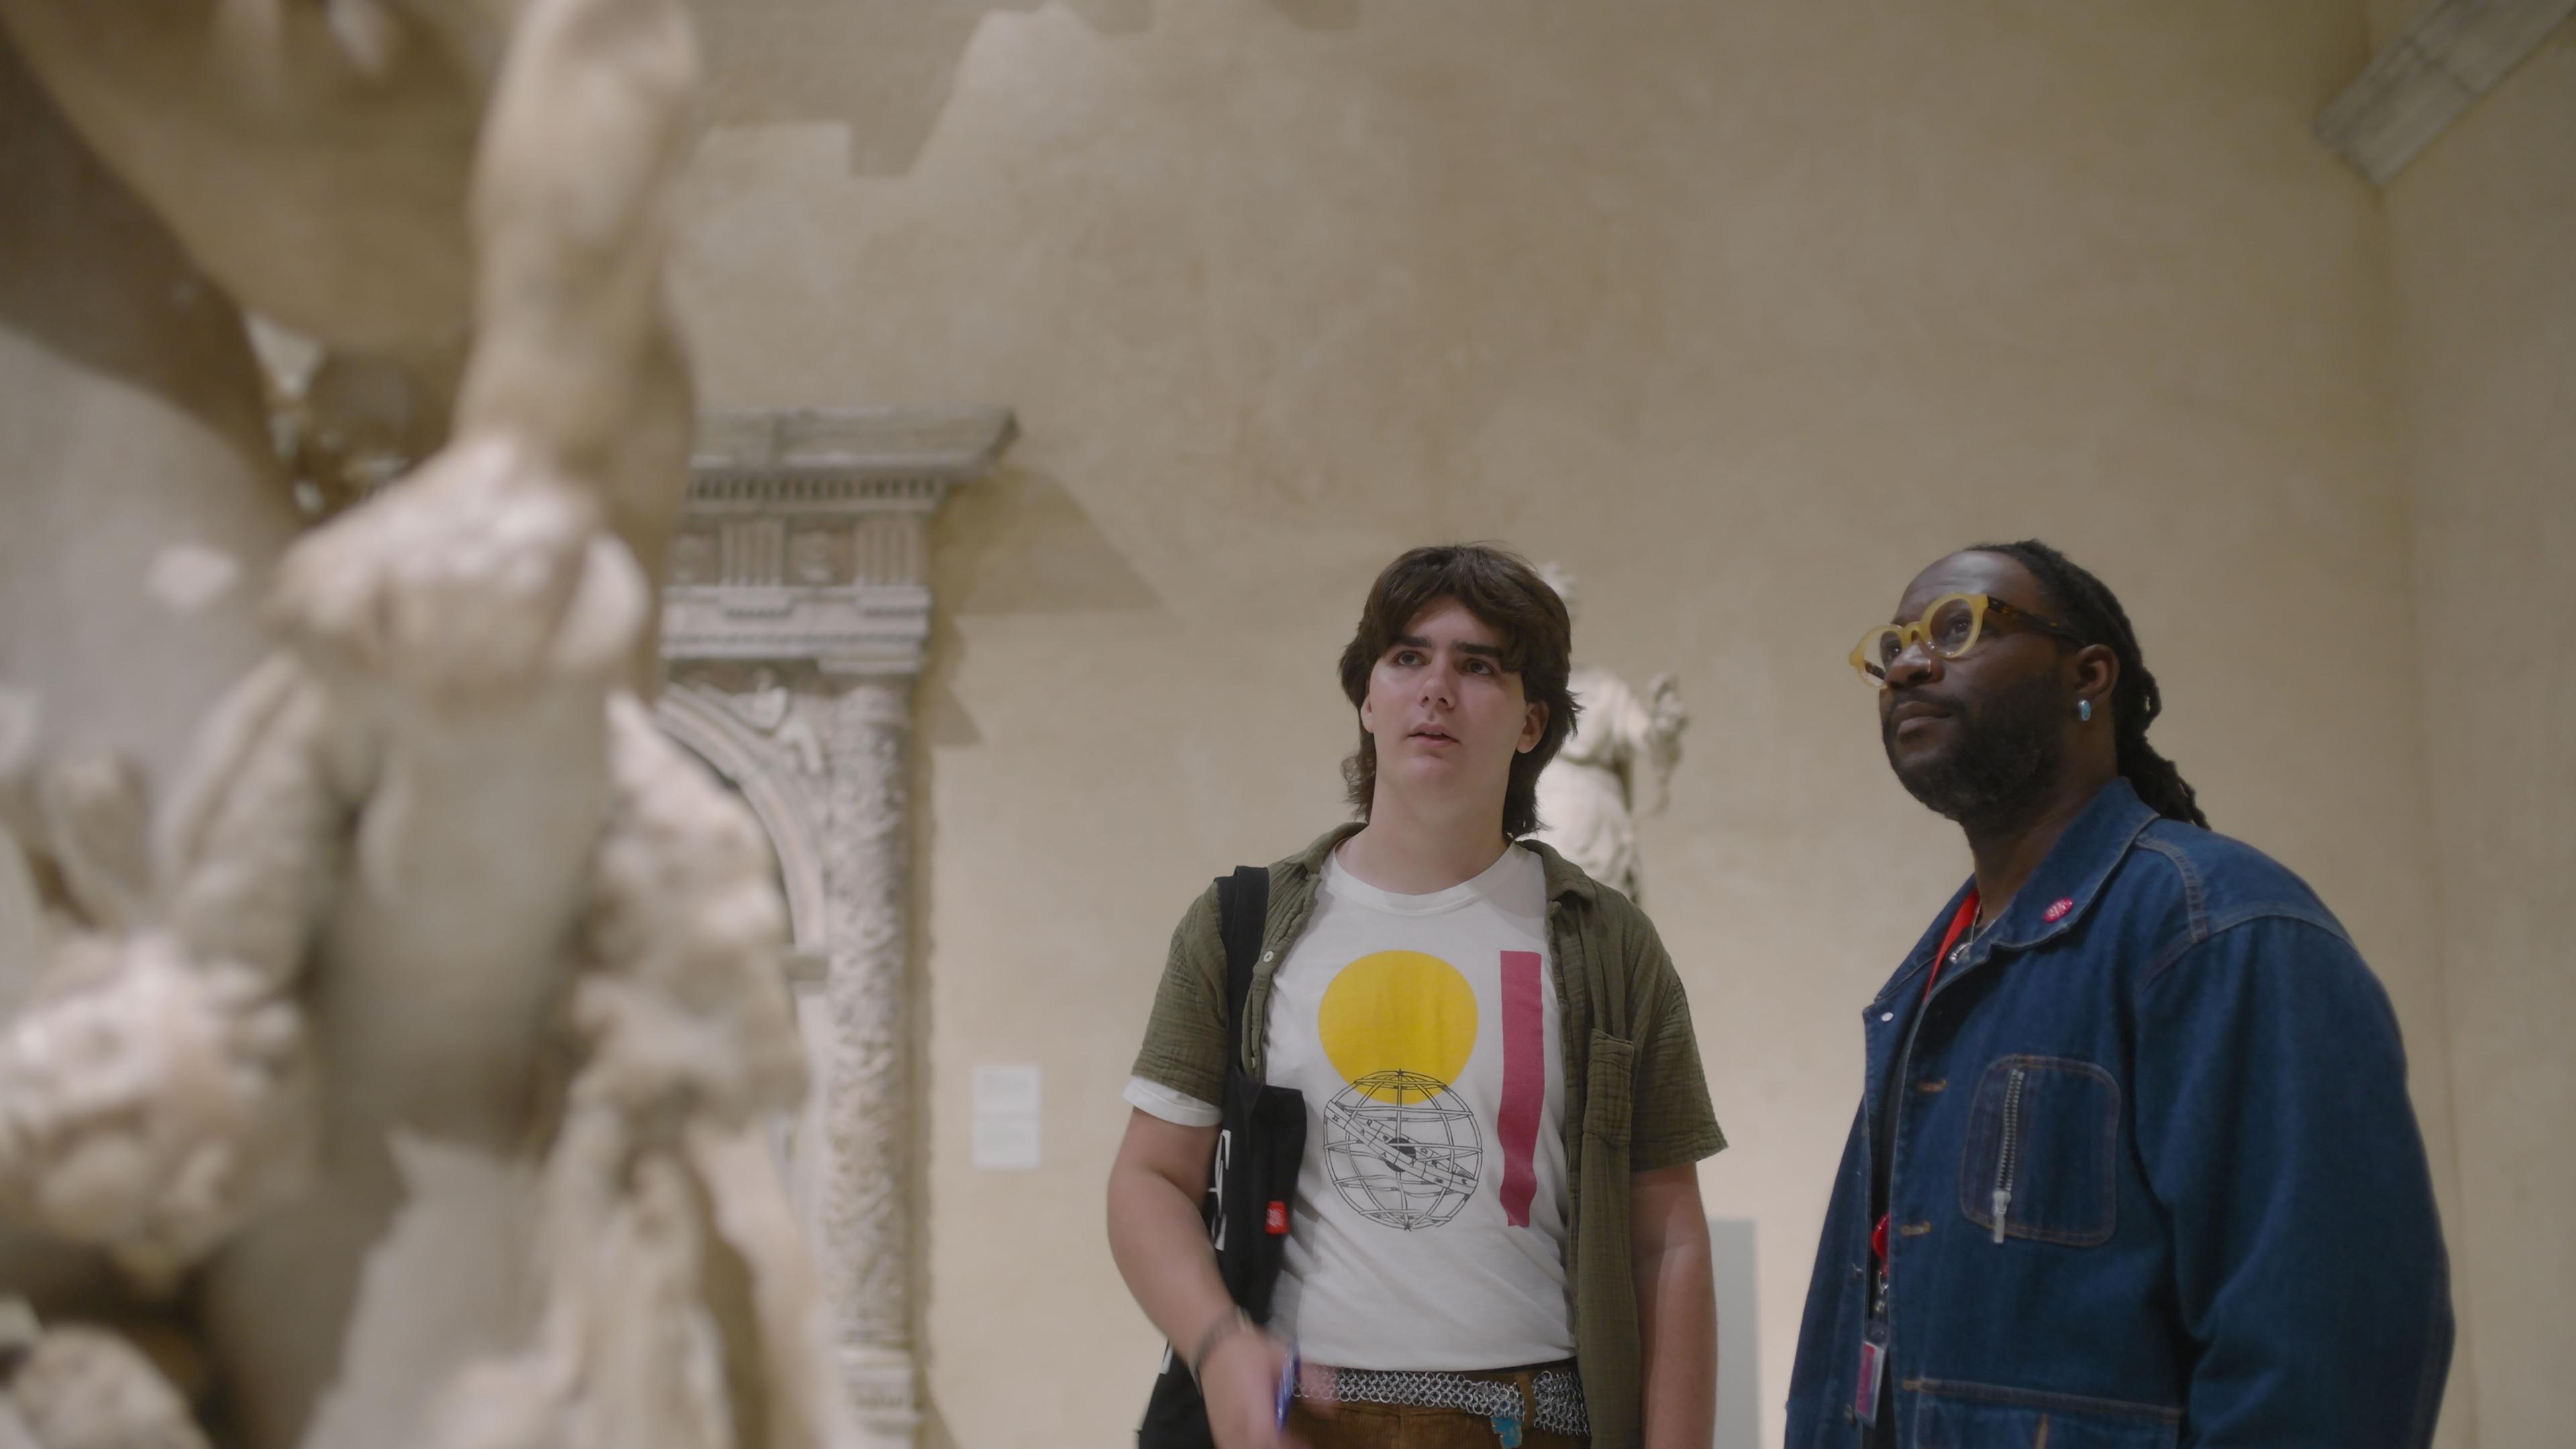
[1124,844,1572,1369]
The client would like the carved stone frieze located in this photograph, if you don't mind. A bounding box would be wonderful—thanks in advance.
[2317,0,2576,183]
[664,407,1015,676]
[655,406,1012,1449]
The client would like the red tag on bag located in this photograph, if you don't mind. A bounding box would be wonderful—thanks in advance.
[1265,1201,1289,1235]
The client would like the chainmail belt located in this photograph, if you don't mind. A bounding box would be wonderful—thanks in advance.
[1301,1365,1590,1439]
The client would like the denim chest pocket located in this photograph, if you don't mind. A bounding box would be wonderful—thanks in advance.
[1955,1055,2121,1246]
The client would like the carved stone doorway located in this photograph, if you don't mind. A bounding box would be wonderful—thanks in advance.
[656,407,1014,1449]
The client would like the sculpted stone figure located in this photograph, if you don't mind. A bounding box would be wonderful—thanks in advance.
[0,5,847,1448]
[1530,567,1688,902]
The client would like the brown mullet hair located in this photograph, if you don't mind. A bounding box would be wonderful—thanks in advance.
[1337,543,1579,839]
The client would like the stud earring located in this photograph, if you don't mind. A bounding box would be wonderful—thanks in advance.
[2078,699,2093,722]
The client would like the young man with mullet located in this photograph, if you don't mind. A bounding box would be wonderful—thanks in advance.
[1110,545,1726,1449]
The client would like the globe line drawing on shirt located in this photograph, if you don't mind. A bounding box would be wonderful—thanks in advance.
[1324,1071,1483,1229]
[1316,950,1485,1230]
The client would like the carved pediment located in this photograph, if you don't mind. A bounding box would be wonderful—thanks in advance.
[663,407,1016,676]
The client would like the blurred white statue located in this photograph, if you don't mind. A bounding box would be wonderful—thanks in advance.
[0,5,848,1449]
[1531,566,1687,902]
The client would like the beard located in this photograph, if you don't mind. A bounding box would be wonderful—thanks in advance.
[1883,669,2065,827]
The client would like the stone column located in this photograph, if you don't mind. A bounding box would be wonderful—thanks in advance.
[821,674,918,1441]
[656,407,1016,1449]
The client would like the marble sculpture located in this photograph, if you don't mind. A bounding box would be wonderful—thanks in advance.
[1531,566,1688,902]
[0,3,847,1448]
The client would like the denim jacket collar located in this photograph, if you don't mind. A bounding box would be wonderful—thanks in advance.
[1870,776,2160,1008]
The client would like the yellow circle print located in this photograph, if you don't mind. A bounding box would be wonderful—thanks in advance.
[1318,951,1478,1102]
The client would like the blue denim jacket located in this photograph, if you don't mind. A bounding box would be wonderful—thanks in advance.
[1785,779,2453,1448]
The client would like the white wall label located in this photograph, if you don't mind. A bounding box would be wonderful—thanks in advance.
[972,1063,1042,1171]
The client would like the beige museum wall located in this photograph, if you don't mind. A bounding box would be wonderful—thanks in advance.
[2363,5,2576,1446]
[669,3,2472,1444]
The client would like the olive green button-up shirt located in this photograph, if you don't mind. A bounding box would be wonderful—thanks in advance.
[1131,824,1727,1449]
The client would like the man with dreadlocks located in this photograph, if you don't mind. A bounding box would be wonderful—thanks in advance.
[1785,542,2453,1448]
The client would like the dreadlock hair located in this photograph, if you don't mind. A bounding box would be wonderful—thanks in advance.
[1968,539,2209,828]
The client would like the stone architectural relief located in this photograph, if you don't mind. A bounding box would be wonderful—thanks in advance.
[698,669,826,777]
[0,9,868,1449]
[655,407,1016,1449]
[2316,0,2576,183]
[1530,566,1688,902]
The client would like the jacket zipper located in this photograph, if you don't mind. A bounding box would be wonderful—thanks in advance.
[1992,1063,2027,1244]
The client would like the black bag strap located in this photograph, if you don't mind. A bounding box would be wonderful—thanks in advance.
[1215,866,1271,1071]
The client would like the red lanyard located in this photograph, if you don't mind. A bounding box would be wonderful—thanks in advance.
[1873,890,1981,1267]
[1919,890,1981,1005]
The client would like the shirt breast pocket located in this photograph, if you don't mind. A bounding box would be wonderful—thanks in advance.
[1956,1054,2120,1247]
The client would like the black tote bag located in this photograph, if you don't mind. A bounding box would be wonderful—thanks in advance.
[1137,866,1307,1449]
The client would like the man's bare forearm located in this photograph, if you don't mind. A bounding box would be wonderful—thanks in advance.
[1632,1166,1717,1449]
[1107,1112,1235,1355]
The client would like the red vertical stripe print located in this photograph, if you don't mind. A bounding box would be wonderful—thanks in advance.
[1497,949,1544,1228]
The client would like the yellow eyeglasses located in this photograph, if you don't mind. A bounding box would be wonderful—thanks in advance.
[1849,593,2084,687]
